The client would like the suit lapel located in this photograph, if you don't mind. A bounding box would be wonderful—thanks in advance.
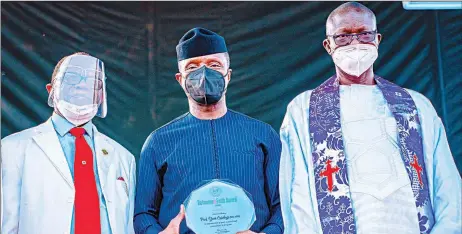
[32,119,74,189]
[93,127,119,232]
[93,127,114,190]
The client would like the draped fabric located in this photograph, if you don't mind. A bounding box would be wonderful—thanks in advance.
[1,2,460,173]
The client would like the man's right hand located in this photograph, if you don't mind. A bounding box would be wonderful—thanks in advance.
[159,205,185,234]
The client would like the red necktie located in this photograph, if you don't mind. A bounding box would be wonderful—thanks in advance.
[70,127,101,234]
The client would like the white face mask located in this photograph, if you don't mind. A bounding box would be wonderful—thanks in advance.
[332,43,378,77]
[55,99,98,126]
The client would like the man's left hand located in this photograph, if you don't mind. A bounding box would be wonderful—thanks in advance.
[236,231,265,234]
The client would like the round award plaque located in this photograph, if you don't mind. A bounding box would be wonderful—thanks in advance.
[183,179,256,234]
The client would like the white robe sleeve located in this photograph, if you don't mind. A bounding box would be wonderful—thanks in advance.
[408,89,462,234]
[279,93,321,234]
[429,117,462,234]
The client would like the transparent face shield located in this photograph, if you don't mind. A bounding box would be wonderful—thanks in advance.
[48,54,108,119]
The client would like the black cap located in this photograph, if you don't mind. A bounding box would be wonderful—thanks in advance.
[176,27,228,61]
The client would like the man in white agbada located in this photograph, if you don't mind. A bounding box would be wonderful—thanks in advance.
[279,2,461,234]
[1,52,136,234]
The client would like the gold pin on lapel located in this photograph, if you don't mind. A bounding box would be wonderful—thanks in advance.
[102,149,108,155]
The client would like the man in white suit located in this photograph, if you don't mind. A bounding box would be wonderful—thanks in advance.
[1,52,136,234]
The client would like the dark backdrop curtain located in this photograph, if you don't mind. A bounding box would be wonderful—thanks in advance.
[2,2,461,173]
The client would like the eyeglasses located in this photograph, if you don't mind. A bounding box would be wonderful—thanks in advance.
[58,66,104,90]
[60,72,104,90]
[327,30,378,46]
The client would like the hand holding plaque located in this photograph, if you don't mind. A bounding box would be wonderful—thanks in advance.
[159,205,185,234]
[183,180,256,234]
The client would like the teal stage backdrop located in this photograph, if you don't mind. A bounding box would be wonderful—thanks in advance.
[1,2,461,173]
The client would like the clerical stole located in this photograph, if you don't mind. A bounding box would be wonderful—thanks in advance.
[308,75,434,234]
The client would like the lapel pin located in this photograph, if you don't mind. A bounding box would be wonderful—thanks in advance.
[102,149,108,155]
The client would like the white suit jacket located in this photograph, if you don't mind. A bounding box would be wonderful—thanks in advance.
[1,119,136,234]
